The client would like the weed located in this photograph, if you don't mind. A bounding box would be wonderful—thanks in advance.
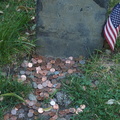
[0,0,35,65]
[0,73,32,118]
[62,53,120,120]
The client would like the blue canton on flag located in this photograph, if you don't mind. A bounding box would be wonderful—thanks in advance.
[104,3,120,51]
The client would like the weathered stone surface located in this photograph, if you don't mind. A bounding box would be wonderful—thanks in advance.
[93,0,110,9]
[36,0,109,58]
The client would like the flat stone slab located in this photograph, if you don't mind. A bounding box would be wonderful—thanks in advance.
[36,0,109,58]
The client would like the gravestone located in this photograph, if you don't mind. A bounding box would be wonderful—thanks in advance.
[36,0,110,58]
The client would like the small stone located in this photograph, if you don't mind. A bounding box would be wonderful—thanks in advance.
[44,92,49,98]
[21,75,26,81]
[79,60,86,65]
[53,84,57,88]
[34,111,39,115]
[50,100,56,106]
[28,112,33,118]
[69,56,73,60]
[47,81,53,87]
[18,113,25,118]
[54,71,59,75]
[53,104,59,110]
[51,79,57,84]
[47,71,54,76]
[29,75,34,79]
[56,83,61,89]
[50,68,55,72]
[28,63,33,67]
[0,96,3,101]
[50,60,55,64]
[20,70,25,75]
[38,84,43,89]
[42,76,47,81]
[36,66,41,73]
[55,92,71,107]
[31,58,37,64]
[83,86,86,91]
[32,82,38,89]
[28,93,37,101]
[80,104,86,109]
[38,59,43,63]
[47,63,52,69]
[40,92,44,97]
[76,108,83,114]
[38,108,44,113]
[42,81,48,87]
[65,60,71,64]
[21,60,28,67]
[95,80,99,85]
[32,105,38,110]
[28,101,35,106]
[15,104,22,109]
[11,109,17,115]
[18,108,25,114]
[68,69,73,74]
[53,75,58,78]
[25,71,31,75]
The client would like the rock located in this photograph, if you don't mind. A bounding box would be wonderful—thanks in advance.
[18,113,25,119]
[29,75,34,79]
[54,71,60,75]
[32,82,38,89]
[11,109,17,115]
[55,91,71,108]
[36,0,108,58]
[20,70,25,75]
[79,60,86,65]
[28,93,37,101]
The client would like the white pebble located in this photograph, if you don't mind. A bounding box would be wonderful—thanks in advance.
[50,100,56,106]
[11,109,17,115]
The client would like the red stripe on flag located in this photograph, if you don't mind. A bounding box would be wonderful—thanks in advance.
[109,18,118,38]
[108,18,116,41]
[106,20,115,44]
[104,26,114,51]
[104,29,114,51]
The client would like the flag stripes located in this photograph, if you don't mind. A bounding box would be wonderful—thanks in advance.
[104,3,120,51]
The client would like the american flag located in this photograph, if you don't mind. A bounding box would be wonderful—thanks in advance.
[104,3,120,51]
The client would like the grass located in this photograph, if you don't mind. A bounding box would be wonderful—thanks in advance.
[62,53,120,120]
[0,0,35,65]
[0,0,120,120]
[0,73,32,119]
